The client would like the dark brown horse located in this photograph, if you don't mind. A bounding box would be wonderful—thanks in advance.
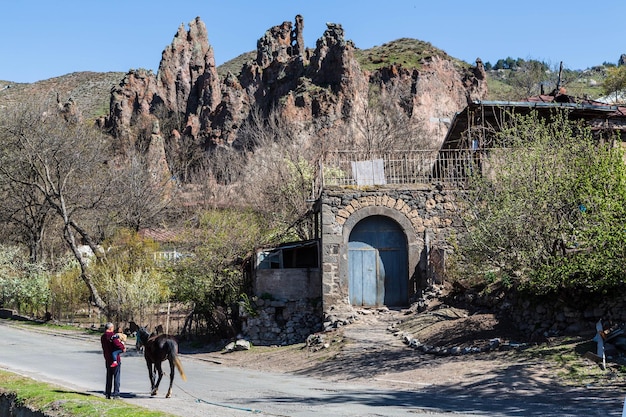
[136,327,186,398]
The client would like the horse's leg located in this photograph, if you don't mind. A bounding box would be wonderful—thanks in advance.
[152,361,164,396]
[146,361,156,394]
[166,358,175,398]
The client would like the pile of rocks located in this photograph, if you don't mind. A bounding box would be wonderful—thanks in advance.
[395,331,519,356]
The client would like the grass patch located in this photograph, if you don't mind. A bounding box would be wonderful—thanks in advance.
[355,38,467,72]
[0,370,173,417]
[486,78,516,101]
[521,337,626,387]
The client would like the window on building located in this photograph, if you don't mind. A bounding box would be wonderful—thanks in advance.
[256,241,319,269]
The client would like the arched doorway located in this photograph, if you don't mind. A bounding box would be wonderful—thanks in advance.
[348,215,408,307]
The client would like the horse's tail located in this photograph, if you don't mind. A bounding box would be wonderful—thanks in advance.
[174,355,187,381]
[168,339,187,381]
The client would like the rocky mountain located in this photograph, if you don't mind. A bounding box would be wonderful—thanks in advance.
[100,15,486,179]
[1,15,488,183]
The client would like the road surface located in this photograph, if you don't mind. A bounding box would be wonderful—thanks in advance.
[0,320,624,416]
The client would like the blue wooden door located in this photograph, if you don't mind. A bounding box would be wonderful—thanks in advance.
[348,241,380,306]
[348,216,408,307]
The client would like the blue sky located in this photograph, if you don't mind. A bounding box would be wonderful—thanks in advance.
[2,0,625,83]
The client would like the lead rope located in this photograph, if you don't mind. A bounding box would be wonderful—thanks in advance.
[174,381,263,414]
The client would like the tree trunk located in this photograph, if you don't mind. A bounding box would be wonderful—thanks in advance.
[62,222,108,316]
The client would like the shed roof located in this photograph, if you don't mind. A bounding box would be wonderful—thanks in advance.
[441,94,626,150]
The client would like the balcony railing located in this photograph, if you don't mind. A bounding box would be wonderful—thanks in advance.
[321,149,482,187]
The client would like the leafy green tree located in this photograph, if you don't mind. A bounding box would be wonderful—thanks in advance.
[494,57,518,70]
[603,65,626,101]
[92,229,169,325]
[48,258,90,322]
[165,209,269,338]
[459,110,626,294]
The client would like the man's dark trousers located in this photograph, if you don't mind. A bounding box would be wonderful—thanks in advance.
[105,364,120,398]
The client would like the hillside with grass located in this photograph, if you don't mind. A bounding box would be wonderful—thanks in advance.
[0,71,125,122]
[485,61,610,101]
[354,37,471,71]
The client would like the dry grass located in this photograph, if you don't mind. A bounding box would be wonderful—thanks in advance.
[0,71,124,120]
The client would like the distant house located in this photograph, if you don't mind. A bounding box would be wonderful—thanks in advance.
[138,228,185,263]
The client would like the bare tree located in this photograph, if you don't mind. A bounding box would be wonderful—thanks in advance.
[232,106,317,240]
[109,150,174,231]
[508,60,552,99]
[0,171,51,262]
[337,82,430,154]
[0,101,117,315]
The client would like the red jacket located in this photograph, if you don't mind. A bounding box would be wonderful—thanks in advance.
[101,330,125,365]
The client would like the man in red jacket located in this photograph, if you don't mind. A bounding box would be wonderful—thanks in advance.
[101,322,126,399]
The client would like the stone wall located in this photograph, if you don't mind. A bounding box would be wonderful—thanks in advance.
[240,297,323,346]
[511,292,626,339]
[453,284,626,340]
[243,184,464,345]
[320,185,463,317]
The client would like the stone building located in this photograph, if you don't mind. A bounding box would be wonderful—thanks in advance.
[319,184,460,318]
[315,149,467,321]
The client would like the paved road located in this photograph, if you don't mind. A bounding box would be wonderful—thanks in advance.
[0,320,625,417]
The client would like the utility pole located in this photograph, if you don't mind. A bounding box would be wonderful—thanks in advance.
[556,61,564,94]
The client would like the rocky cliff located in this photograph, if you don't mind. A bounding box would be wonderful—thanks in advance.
[105,15,487,178]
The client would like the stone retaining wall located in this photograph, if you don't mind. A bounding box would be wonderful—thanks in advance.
[511,292,626,338]
[454,285,626,340]
[240,297,323,346]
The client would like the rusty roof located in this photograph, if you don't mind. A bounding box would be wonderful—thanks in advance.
[441,94,626,150]
[522,94,626,116]
[137,228,182,243]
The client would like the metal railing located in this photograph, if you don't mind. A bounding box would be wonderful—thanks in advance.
[321,149,482,187]
[153,251,183,263]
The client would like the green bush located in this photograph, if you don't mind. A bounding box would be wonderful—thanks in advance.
[459,110,626,294]
[0,245,50,317]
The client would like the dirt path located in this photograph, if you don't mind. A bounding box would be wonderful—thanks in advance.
[295,308,552,392]
[207,305,626,400]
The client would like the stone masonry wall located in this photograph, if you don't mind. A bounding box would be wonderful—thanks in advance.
[454,285,626,341]
[240,297,323,346]
[320,185,463,318]
[243,184,464,345]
